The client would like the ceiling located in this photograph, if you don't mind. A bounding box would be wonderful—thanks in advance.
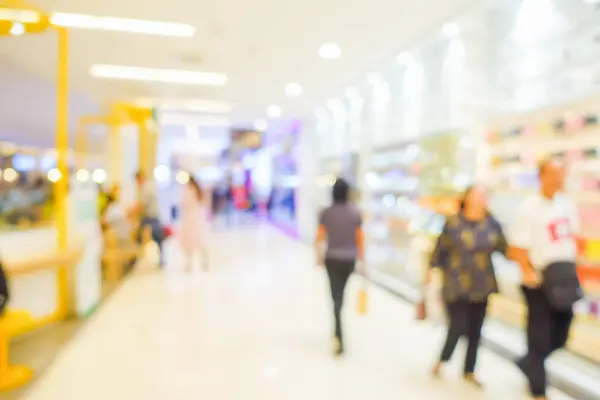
[0,0,477,145]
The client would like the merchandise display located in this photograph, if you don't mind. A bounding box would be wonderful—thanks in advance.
[364,132,470,288]
[487,99,600,363]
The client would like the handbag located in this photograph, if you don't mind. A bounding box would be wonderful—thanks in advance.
[356,280,368,315]
[542,261,583,311]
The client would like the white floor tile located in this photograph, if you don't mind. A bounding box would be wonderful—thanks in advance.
[23,224,573,400]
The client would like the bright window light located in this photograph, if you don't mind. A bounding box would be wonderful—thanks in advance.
[319,42,342,60]
[76,169,90,182]
[0,9,40,23]
[176,171,190,184]
[47,168,62,183]
[254,118,269,131]
[3,168,18,183]
[10,21,25,36]
[89,65,227,86]
[50,13,195,37]
[159,113,231,127]
[285,82,303,98]
[442,22,460,38]
[154,165,170,183]
[266,105,282,118]
[92,168,107,184]
[134,98,232,113]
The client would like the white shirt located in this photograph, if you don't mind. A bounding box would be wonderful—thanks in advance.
[510,193,580,270]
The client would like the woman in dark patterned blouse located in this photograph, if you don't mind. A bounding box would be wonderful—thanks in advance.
[429,185,507,387]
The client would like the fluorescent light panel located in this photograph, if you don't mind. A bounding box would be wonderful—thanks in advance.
[0,8,40,23]
[0,9,195,37]
[135,97,232,113]
[50,12,195,37]
[90,65,227,86]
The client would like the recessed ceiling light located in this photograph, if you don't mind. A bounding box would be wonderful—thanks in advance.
[50,13,195,37]
[442,22,460,38]
[90,65,227,86]
[319,42,341,60]
[266,105,282,118]
[10,21,25,36]
[253,118,269,131]
[397,52,414,65]
[284,82,303,98]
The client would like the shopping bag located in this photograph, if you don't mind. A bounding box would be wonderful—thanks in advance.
[356,284,368,315]
[416,299,427,320]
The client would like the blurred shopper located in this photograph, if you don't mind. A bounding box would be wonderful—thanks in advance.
[429,185,507,387]
[179,175,209,271]
[509,159,583,400]
[314,178,364,356]
[133,171,165,267]
[101,185,132,242]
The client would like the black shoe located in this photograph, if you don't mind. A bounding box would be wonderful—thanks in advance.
[333,337,344,357]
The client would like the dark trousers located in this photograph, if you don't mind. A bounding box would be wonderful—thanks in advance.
[439,298,488,374]
[519,286,573,397]
[325,259,355,343]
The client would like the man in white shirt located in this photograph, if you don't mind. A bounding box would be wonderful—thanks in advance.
[509,158,583,400]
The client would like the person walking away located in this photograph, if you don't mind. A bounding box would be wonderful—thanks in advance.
[429,185,507,387]
[314,178,364,356]
[133,171,165,267]
[509,158,583,400]
[179,176,209,271]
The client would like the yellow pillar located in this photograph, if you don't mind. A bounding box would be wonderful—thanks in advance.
[138,119,150,174]
[54,26,70,318]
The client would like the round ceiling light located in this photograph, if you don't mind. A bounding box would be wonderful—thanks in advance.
[319,42,341,60]
[266,105,282,118]
[442,22,460,38]
[285,82,303,98]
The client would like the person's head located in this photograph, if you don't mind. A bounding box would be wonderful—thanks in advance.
[538,157,565,197]
[332,178,350,204]
[135,170,145,187]
[458,185,488,216]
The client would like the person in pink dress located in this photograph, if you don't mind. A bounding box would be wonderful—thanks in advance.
[179,175,209,271]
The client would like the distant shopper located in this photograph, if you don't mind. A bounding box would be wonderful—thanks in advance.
[134,171,165,267]
[102,185,131,242]
[179,175,209,271]
[429,185,507,387]
[314,178,364,356]
[509,159,583,400]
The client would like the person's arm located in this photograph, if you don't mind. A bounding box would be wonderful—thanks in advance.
[314,225,327,267]
[494,219,509,256]
[426,220,451,284]
[507,201,539,287]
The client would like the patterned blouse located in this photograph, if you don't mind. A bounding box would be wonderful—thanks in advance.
[430,213,508,303]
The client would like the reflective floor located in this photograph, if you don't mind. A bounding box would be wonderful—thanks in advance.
[22,224,574,399]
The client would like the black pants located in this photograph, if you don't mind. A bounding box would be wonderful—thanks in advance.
[325,259,355,343]
[519,286,573,397]
[439,299,488,374]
